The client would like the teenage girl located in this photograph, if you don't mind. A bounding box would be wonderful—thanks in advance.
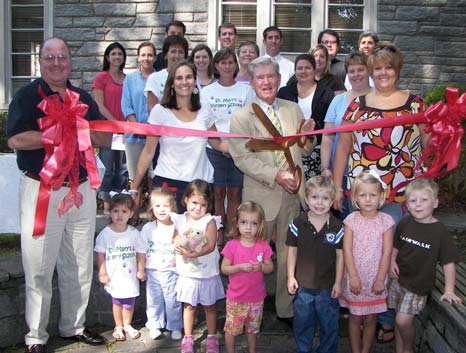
[174,179,224,353]
[94,193,146,341]
[140,187,183,340]
[339,170,395,353]
[221,201,274,353]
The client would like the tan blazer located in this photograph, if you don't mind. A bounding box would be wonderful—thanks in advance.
[229,98,315,221]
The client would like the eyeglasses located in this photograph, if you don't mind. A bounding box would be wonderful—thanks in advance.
[41,54,69,63]
[374,45,397,54]
[321,40,338,45]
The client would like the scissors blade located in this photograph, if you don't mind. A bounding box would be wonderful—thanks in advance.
[246,139,283,151]
[283,148,297,173]
[251,103,282,138]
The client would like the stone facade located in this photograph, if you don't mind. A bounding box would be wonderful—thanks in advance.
[52,0,466,96]
[378,0,466,94]
[54,0,211,92]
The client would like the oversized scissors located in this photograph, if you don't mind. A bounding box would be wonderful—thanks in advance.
[245,103,308,192]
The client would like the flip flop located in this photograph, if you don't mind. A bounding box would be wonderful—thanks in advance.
[376,323,395,344]
[112,326,126,341]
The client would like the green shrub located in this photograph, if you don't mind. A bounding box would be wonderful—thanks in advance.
[0,233,20,256]
[423,84,466,211]
[1,111,13,153]
[424,84,466,107]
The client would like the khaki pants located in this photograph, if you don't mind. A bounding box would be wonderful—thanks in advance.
[266,190,300,318]
[20,175,96,345]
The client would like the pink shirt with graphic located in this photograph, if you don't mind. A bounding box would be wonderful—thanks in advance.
[222,239,273,303]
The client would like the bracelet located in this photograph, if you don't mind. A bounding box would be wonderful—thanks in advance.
[337,188,344,192]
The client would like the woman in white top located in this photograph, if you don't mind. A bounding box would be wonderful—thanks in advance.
[145,35,189,112]
[131,61,227,212]
[201,48,251,245]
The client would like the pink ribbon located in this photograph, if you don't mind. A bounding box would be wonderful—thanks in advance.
[33,88,101,236]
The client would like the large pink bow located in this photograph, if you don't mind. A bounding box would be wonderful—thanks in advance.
[33,87,100,236]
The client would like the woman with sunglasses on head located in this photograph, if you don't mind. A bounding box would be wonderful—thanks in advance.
[332,42,430,349]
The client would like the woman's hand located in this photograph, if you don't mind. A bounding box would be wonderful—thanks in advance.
[301,118,315,132]
[333,190,345,211]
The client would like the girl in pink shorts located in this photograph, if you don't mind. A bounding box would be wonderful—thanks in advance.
[221,202,274,353]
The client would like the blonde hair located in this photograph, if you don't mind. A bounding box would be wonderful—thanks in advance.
[351,170,385,210]
[308,44,330,76]
[367,41,403,78]
[405,178,439,200]
[229,201,267,241]
[148,187,177,221]
[304,175,336,200]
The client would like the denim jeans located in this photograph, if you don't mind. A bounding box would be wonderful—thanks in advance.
[98,147,127,200]
[293,287,339,353]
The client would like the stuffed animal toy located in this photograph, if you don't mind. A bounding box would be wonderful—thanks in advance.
[178,227,208,264]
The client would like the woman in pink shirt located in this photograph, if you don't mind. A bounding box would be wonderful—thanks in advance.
[93,42,127,214]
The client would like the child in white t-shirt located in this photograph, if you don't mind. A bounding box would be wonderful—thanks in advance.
[140,187,183,340]
[94,193,146,341]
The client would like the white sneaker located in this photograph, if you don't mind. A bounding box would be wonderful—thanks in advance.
[149,328,162,339]
[171,330,182,340]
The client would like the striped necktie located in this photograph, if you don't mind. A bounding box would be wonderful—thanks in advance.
[267,105,288,171]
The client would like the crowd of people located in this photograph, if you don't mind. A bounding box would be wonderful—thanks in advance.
[5,20,462,353]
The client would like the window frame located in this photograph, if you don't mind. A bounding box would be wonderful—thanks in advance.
[0,0,53,110]
[208,0,377,56]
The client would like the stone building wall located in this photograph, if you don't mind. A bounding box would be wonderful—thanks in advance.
[53,0,210,92]
[378,0,466,95]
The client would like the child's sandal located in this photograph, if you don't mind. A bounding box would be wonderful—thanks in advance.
[123,325,141,339]
[112,326,126,341]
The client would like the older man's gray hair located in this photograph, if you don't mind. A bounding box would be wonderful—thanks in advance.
[247,56,280,78]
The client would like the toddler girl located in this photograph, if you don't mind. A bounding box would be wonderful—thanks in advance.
[221,201,273,353]
[339,170,394,353]
[94,193,146,341]
[174,179,224,353]
[140,187,183,340]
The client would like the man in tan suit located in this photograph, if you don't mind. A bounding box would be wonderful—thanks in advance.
[229,56,315,321]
